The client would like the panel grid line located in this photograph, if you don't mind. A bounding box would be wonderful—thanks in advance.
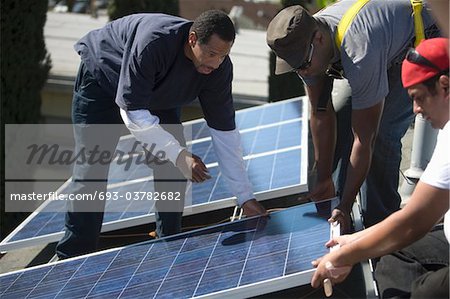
[1,98,308,252]
[269,129,282,189]
[282,211,296,276]
[53,258,89,298]
[30,203,66,239]
[268,103,285,189]
[83,250,121,298]
[236,217,261,287]
[189,117,301,146]
[0,201,337,299]
[152,238,188,299]
[24,264,56,299]
[1,270,24,296]
[117,243,155,298]
[117,179,153,219]
[207,173,222,203]
[191,232,223,297]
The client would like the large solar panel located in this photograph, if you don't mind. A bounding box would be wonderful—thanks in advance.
[0,201,334,299]
[1,97,308,251]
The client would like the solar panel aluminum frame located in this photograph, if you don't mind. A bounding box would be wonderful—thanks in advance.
[0,97,309,252]
[352,202,378,299]
[193,264,316,299]
[0,201,334,299]
[0,202,379,299]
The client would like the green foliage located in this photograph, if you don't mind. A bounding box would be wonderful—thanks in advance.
[1,0,51,123]
[1,0,51,238]
[108,0,179,21]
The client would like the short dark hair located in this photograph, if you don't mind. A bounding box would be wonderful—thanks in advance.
[422,70,449,95]
[190,10,235,44]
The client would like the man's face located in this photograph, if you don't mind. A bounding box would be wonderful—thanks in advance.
[407,77,449,129]
[295,32,331,78]
[188,33,233,75]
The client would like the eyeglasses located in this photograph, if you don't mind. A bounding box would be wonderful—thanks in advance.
[292,43,315,72]
[406,48,442,71]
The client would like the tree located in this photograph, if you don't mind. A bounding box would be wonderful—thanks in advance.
[108,0,179,21]
[1,0,51,238]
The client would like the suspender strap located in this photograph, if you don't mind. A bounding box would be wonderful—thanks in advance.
[322,0,369,112]
[411,0,425,46]
[335,0,370,50]
[325,0,424,112]
[317,76,334,112]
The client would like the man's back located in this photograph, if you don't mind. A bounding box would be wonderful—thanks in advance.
[73,13,234,116]
[75,14,190,99]
[315,0,438,107]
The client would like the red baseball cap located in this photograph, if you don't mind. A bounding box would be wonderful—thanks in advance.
[402,37,449,88]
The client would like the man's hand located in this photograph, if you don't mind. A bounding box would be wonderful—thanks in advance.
[311,255,353,290]
[308,177,335,202]
[176,150,211,183]
[241,199,268,217]
[329,207,351,233]
[325,233,357,249]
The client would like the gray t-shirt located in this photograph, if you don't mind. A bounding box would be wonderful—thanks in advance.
[313,0,438,109]
[75,13,235,130]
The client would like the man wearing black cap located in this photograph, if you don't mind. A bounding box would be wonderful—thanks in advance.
[267,1,440,230]
[310,37,449,299]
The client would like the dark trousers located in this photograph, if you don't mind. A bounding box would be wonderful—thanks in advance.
[375,229,449,299]
[56,62,186,259]
[331,64,415,227]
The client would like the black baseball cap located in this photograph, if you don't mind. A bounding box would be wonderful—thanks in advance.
[267,5,318,74]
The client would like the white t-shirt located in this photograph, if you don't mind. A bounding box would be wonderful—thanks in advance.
[420,121,450,243]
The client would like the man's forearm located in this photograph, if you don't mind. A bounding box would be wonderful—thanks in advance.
[339,139,372,211]
[335,208,426,266]
[310,111,336,181]
[306,80,336,182]
[339,101,384,212]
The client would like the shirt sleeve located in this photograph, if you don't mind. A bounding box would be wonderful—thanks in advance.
[420,124,450,190]
[120,108,185,164]
[115,39,164,111]
[340,23,389,110]
[209,127,254,206]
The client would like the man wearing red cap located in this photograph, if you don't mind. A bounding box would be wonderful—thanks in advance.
[267,1,441,230]
[310,37,449,298]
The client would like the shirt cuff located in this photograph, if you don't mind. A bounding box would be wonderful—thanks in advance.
[120,108,184,164]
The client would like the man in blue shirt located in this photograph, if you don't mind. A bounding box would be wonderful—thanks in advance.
[56,10,267,259]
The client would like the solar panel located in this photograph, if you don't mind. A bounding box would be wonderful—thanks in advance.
[0,201,334,299]
[1,97,308,251]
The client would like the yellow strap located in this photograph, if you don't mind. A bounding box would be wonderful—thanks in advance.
[335,0,370,50]
[411,0,424,46]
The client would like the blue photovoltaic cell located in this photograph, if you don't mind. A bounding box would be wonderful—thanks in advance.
[1,98,307,250]
[188,98,303,140]
[0,201,330,299]
[7,145,303,244]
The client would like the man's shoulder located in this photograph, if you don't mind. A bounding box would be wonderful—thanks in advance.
[111,13,192,38]
[113,12,189,24]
